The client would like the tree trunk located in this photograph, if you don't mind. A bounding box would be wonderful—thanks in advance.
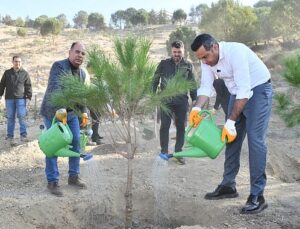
[125,117,133,228]
[125,142,133,228]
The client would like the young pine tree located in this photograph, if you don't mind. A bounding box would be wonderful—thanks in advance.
[50,36,196,228]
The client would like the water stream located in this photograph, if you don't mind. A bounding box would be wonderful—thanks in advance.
[151,155,170,228]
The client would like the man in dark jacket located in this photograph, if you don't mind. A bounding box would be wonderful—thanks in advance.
[152,40,197,165]
[0,55,32,146]
[40,42,89,197]
[213,78,230,118]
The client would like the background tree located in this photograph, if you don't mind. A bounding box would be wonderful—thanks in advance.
[50,36,195,228]
[40,18,63,37]
[110,10,126,29]
[158,9,171,24]
[2,15,14,26]
[148,9,158,25]
[195,4,209,22]
[189,4,209,24]
[124,7,137,27]
[14,17,25,27]
[172,9,187,25]
[189,6,197,23]
[254,0,274,8]
[87,12,105,31]
[166,26,197,62]
[254,6,274,44]
[130,9,148,26]
[73,10,88,28]
[56,14,69,28]
[34,15,48,29]
[200,0,257,44]
[25,16,35,28]
[269,0,300,43]
[275,53,300,127]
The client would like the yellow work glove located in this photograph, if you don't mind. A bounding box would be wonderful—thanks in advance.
[55,108,67,124]
[81,113,89,128]
[221,119,237,143]
[189,107,202,128]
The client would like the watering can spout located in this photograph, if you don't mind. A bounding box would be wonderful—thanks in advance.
[55,148,80,157]
[173,147,210,159]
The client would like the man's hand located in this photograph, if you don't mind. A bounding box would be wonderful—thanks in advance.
[189,107,202,128]
[210,108,216,115]
[55,108,67,124]
[221,119,237,143]
[107,104,118,118]
[81,113,89,128]
[26,99,30,110]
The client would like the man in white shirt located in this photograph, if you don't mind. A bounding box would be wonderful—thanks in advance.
[189,34,272,214]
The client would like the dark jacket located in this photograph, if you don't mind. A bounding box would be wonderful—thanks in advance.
[152,58,197,103]
[0,67,32,100]
[40,59,87,119]
[213,78,230,116]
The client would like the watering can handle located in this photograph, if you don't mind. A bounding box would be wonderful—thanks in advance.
[51,117,66,126]
[199,109,214,121]
[186,109,214,134]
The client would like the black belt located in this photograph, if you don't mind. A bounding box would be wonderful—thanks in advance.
[266,79,271,84]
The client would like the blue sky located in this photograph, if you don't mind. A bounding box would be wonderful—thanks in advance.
[0,0,259,25]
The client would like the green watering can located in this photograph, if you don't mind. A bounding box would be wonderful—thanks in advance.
[38,119,92,160]
[159,110,225,161]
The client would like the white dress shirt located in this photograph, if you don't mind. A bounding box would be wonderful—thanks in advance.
[197,42,271,99]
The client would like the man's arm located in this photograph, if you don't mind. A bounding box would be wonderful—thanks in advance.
[24,72,32,100]
[152,61,163,93]
[187,63,198,101]
[0,72,7,96]
[229,98,248,121]
[194,95,210,108]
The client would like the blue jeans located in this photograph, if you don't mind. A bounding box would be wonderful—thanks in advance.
[5,99,27,138]
[43,112,81,183]
[221,82,272,196]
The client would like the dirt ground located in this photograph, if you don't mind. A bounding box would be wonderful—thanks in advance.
[0,24,299,228]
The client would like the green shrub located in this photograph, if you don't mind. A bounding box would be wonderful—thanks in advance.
[17,27,27,37]
[275,53,300,127]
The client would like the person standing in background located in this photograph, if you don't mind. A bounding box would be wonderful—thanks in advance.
[152,40,197,165]
[0,56,32,146]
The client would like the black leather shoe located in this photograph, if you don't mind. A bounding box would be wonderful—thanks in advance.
[92,138,103,145]
[205,185,239,200]
[240,195,268,214]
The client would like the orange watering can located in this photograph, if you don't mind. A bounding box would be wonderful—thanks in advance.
[160,110,226,160]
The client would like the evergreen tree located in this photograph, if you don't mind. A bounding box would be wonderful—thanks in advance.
[50,36,195,228]
[275,53,300,127]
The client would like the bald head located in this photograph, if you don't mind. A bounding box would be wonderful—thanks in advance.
[68,42,86,68]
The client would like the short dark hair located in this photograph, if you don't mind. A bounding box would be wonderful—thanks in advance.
[171,40,184,48]
[191,34,217,52]
[12,55,21,61]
